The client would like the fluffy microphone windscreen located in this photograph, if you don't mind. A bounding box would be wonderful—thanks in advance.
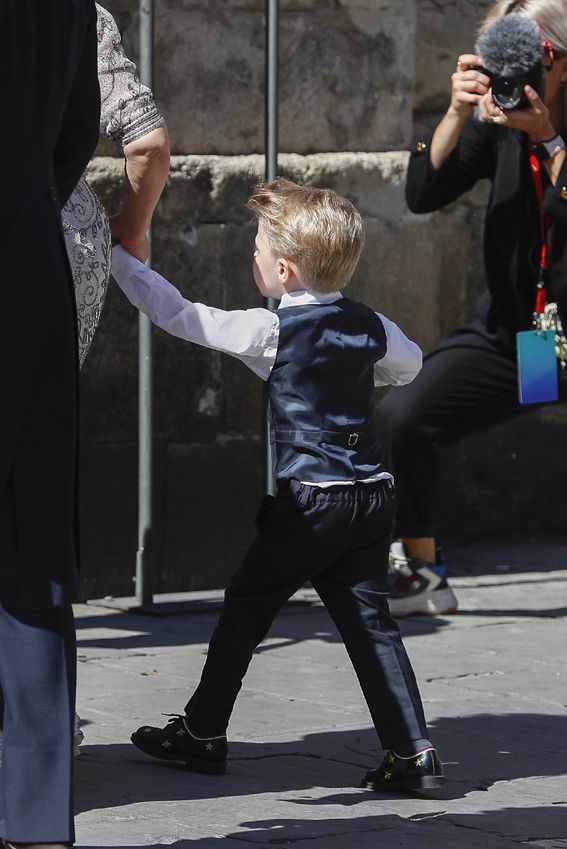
[476,14,542,77]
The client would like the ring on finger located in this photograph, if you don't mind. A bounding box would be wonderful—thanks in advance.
[491,112,509,125]
[456,60,462,71]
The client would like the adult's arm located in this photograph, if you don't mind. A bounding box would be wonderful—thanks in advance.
[97,4,165,145]
[54,1,101,205]
[406,115,497,214]
[110,127,170,262]
[406,53,495,214]
[475,83,567,226]
[96,4,170,262]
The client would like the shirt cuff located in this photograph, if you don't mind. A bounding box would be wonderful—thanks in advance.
[112,243,140,280]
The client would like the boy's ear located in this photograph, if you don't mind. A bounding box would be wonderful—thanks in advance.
[278,258,292,283]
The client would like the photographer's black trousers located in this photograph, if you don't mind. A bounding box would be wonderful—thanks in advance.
[185,479,429,753]
[377,323,566,539]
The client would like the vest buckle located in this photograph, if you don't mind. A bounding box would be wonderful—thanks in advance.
[347,433,359,447]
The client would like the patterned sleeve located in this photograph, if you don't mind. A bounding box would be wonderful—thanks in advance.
[96,3,165,146]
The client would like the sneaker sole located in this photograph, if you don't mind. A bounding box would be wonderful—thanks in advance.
[388,586,458,618]
[131,734,227,774]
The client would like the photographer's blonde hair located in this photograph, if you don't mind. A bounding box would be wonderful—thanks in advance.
[480,0,567,125]
[246,178,365,294]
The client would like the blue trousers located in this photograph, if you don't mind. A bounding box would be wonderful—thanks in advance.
[0,602,76,843]
[185,479,428,751]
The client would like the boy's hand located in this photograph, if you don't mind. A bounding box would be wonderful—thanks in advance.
[110,214,150,263]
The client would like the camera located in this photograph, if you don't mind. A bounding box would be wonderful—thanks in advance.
[475,13,553,111]
[473,63,544,110]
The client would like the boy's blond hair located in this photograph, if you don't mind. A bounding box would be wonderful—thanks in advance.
[246,178,365,294]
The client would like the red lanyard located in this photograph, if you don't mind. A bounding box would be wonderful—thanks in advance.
[528,141,549,315]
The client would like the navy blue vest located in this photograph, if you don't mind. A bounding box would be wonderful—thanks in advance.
[268,297,388,486]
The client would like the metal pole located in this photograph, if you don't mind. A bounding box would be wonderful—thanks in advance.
[136,0,155,605]
[264,0,279,496]
[266,0,279,184]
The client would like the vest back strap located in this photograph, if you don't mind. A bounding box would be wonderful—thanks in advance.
[274,428,373,449]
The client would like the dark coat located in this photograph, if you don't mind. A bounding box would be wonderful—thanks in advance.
[406,117,567,349]
[0,0,100,608]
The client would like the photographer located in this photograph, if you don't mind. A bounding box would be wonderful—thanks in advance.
[379,0,567,618]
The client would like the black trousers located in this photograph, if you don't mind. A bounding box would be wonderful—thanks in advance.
[185,479,428,752]
[0,601,76,843]
[377,324,566,538]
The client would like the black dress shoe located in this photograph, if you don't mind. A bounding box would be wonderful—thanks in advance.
[362,747,444,792]
[131,714,227,774]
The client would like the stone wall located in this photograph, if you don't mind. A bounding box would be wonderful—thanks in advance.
[79,1,567,599]
[100,0,498,154]
[414,0,493,134]
[100,0,416,155]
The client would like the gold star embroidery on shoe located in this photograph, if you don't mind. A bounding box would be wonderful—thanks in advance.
[162,740,172,749]
[414,757,424,767]
[205,742,214,751]
[384,771,392,780]
[388,755,395,764]
[176,728,186,736]
[143,727,152,733]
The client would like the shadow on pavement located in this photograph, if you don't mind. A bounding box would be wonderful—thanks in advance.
[75,711,567,815]
[454,606,567,619]
[77,802,567,848]
[75,603,456,652]
[75,536,567,654]
[76,587,567,654]
[232,805,567,845]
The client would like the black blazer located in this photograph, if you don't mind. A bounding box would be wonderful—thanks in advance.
[0,0,100,607]
[406,116,567,348]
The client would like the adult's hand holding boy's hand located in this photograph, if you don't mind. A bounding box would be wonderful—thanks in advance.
[110,214,150,263]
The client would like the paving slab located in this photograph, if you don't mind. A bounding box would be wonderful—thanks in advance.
[75,539,567,848]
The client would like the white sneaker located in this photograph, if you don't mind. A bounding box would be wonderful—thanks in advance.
[0,718,83,761]
[388,542,458,617]
[74,713,84,756]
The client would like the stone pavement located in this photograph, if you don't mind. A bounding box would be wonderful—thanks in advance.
[74,539,567,849]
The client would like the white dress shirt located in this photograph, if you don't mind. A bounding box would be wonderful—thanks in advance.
[112,245,423,384]
[112,246,423,487]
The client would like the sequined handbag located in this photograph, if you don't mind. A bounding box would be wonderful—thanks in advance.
[62,177,111,369]
[535,302,567,372]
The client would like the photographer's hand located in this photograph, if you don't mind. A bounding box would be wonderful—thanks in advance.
[430,54,491,170]
[480,85,555,141]
[449,54,492,119]
[508,86,555,142]
[480,86,565,184]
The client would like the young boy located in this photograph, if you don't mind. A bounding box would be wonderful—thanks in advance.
[112,178,444,792]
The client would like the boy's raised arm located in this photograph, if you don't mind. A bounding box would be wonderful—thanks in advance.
[112,245,279,379]
[373,314,423,387]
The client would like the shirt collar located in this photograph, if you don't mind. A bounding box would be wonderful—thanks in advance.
[278,289,343,309]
